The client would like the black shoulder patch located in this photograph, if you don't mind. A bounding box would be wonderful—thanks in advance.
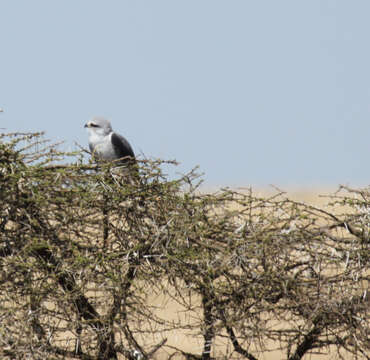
[111,132,135,163]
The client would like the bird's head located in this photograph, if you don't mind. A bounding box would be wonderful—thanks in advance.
[84,116,113,137]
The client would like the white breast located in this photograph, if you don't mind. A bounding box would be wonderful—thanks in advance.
[89,132,116,160]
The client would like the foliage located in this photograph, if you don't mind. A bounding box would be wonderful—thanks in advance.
[0,132,369,359]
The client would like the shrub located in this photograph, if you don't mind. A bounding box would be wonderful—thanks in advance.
[0,132,368,359]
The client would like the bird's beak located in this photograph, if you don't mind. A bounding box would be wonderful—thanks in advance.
[84,123,89,128]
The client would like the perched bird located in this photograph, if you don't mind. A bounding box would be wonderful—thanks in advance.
[84,116,135,165]
[85,117,138,247]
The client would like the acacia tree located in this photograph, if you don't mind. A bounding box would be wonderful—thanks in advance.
[0,132,369,359]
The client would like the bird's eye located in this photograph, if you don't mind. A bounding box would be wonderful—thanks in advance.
[90,123,99,127]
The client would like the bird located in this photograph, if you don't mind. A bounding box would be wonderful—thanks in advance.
[84,117,139,247]
[84,116,135,166]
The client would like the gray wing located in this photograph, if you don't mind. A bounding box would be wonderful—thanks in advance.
[111,132,135,163]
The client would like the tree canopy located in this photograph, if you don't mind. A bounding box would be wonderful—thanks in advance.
[0,132,369,359]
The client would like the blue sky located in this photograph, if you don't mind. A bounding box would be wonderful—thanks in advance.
[1,1,370,187]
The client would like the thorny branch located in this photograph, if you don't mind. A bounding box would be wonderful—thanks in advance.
[0,132,369,359]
